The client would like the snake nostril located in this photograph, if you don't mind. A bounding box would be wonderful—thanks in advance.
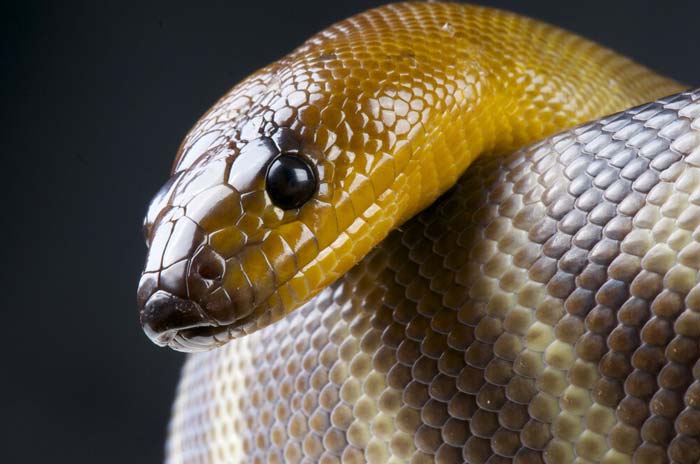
[197,260,223,281]
[192,246,225,282]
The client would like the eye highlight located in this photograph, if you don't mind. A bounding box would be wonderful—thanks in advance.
[265,153,317,210]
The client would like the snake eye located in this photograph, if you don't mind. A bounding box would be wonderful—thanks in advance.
[265,153,317,210]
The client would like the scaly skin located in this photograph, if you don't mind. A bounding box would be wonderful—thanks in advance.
[137,2,681,347]
[166,91,700,463]
[135,2,698,462]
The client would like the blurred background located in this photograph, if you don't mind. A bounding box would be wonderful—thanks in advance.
[2,0,698,462]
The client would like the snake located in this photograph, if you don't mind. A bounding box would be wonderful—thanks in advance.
[136,2,700,463]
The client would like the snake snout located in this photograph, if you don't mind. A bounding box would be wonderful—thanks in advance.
[139,210,245,350]
[140,290,216,349]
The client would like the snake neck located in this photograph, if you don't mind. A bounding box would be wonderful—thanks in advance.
[298,3,684,293]
[363,6,684,225]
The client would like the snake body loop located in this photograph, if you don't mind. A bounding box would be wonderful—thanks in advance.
[137,3,699,462]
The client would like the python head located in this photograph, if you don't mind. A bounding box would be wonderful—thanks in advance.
[137,7,466,352]
[137,3,668,352]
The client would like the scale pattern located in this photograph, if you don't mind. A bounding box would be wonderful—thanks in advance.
[167,91,700,463]
[138,2,681,348]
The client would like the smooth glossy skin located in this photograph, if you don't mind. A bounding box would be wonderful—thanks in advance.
[135,2,699,462]
[138,2,681,351]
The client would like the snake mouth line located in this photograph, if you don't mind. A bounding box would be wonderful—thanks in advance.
[166,325,233,352]
[168,299,275,352]
[140,290,235,352]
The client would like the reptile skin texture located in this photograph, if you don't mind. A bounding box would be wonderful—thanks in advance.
[166,91,700,464]
[135,3,699,463]
[137,2,682,349]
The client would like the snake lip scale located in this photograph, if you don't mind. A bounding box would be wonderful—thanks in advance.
[137,2,700,462]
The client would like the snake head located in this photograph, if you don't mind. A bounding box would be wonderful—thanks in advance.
[136,9,459,351]
[137,117,343,351]
[134,2,546,352]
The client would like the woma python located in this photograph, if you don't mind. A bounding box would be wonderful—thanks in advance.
[136,3,700,462]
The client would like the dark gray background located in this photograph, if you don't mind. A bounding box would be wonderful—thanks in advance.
[2,0,698,462]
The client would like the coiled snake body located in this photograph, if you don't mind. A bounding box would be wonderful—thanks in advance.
[137,3,700,463]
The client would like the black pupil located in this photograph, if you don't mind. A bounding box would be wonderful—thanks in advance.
[265,154,316,210]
